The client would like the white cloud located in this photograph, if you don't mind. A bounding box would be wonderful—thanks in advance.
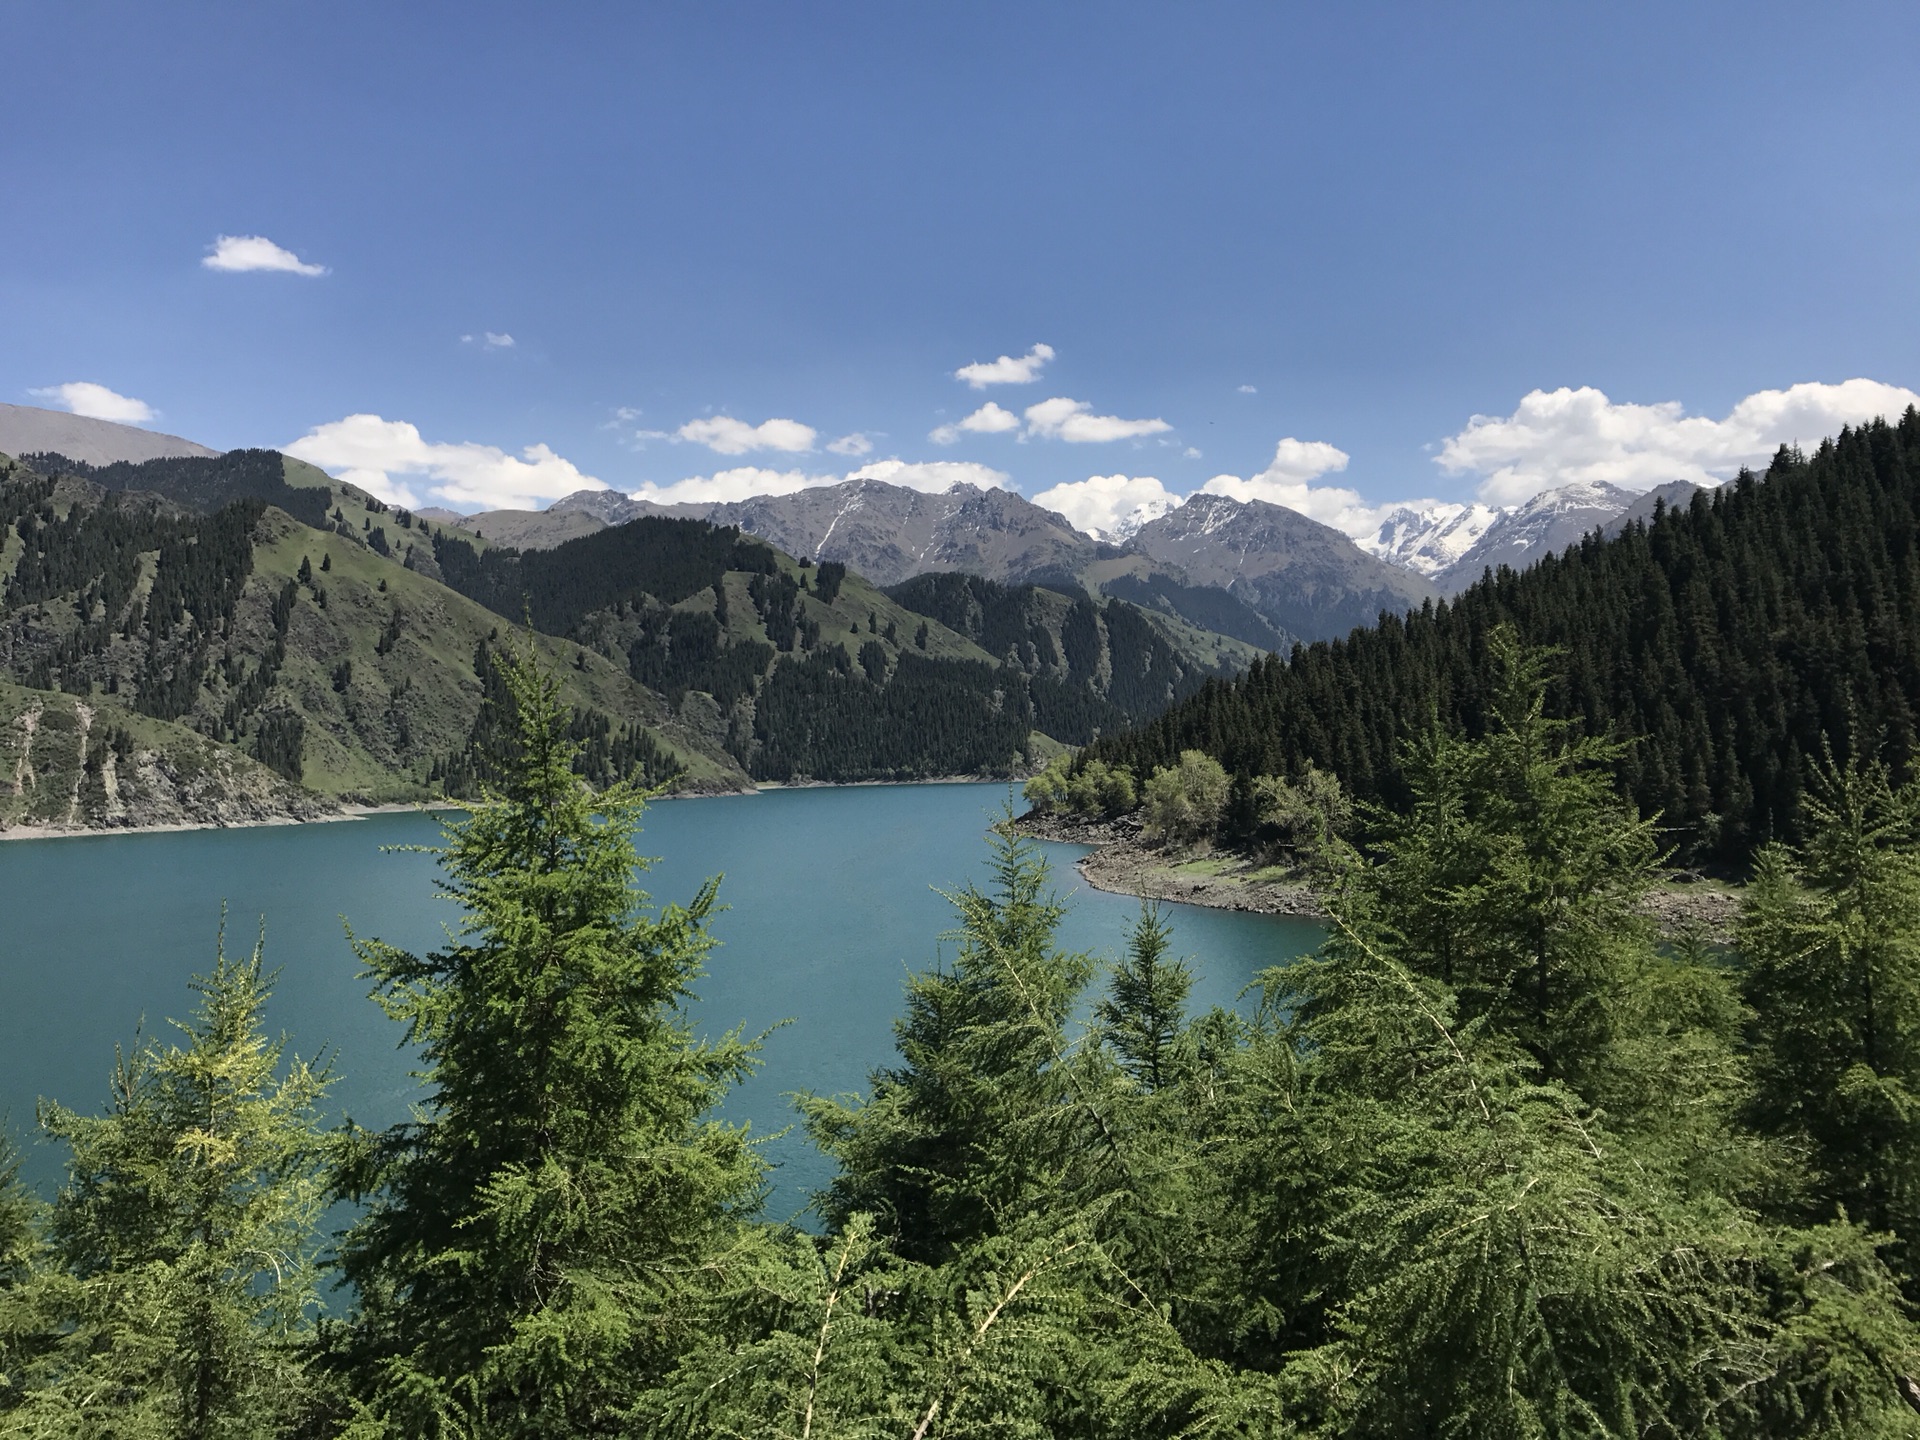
[954,342,1054,389]
[1022,396,1171,444]
[28,382,157,424]
[929,401,1022,445]
[1200,438,1391,536]
[462,332,515,349]
[1438,379,1920,506]
[1183,446,1203,459]
[827,432,874,456]
[632,467,820,506]
[1238,384,1258,394]
[202,234,328,276]
[675,415,818,455]
[1031,473,1179,541]
[626,457,1011,508]
[284,414,605,511]
[844,459,1011,493]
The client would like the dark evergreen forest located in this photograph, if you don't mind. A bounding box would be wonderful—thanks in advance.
[1092,410,1920,869]
[21,449,333,528]
[2,460,266,724]
[432,520,1235,782]
[431,517,779,632]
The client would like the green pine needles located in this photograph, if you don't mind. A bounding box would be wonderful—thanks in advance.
[3,923,333,1439]
[10,629,1920,1435]
[329,629,764,1436]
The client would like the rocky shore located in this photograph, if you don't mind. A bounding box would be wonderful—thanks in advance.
[1012,811,1745,938]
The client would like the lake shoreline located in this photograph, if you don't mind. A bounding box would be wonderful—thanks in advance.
[1013,811,1327,917]
[0,776,1016,843]
[0,800,441,843]
[1012,811,1746,937]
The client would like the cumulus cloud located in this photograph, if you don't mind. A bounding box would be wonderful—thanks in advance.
[284,415,604,511]
[631,467,819,506]
[844,459,1011,493]
[1022,397,1171,444]
[1031,473,1179,541]
[1438,379,1920,506]
[28,382,157,424]
[462,332,515,349]
[625,457,1011,508]
[1238,384,1258,394]
[827,432,874,456]
[929,402,1022,445]
[675,415,818,455]
[202,234,328,276]
[955,342,1054,389]
[1199,438,1393,535]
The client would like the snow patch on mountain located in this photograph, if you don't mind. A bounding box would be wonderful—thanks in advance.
[1359,502,1501,577]
[1094,493,1180,542]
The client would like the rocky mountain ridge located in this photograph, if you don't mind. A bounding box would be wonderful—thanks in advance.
[552,479,1103,589]
[7,401,1713,661]
[1122,493,1438,640]
[0,402,218,467]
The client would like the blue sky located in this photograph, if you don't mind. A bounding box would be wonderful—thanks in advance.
[6,2,1919,531]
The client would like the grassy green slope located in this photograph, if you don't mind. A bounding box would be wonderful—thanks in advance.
[245,511,746,798]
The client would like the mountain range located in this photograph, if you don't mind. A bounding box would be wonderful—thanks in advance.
[0,421,1272,829]
[456,480,1441,647]
[5,400,1717,650]
[452,471,1697,633]
[1359,479,1703,590]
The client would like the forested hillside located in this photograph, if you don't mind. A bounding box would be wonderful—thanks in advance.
[1090,411,1920,869]
[8,637,1920,1435]
[1,448,1266,811]
[433,521,1259,783]
[0,451,745,825]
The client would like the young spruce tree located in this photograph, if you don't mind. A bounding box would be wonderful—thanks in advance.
[1742,753,1920,1274]
[803,820,1095,1263]
[331,631,762,1438]
[4,926,331,1439]
[1362,625,1663,1097]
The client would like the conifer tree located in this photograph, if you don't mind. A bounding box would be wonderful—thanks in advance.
[803,822,1094,1263]
[1742,754,1920,1272]
[1361,627,1662,1094]
[4,926,331,1439]
[1232,910,1920,1437]
[331,631,762,1437]
[1183,664,1920,1434]
[1095,904,1190,1093]
[0,1136,45,1411]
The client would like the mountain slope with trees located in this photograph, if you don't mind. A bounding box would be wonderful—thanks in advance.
[0,451,751,826]
[1088,411,1920,871]
[432,520,1261,782]
[0,446,1268,818]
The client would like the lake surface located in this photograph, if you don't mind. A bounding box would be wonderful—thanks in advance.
[0,783,1323,1220]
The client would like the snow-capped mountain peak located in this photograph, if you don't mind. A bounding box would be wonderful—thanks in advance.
[1086,493,1179,543]
[1360,501,1501,577]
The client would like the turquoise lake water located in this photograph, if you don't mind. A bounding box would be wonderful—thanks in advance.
[0,783,1323,1220]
